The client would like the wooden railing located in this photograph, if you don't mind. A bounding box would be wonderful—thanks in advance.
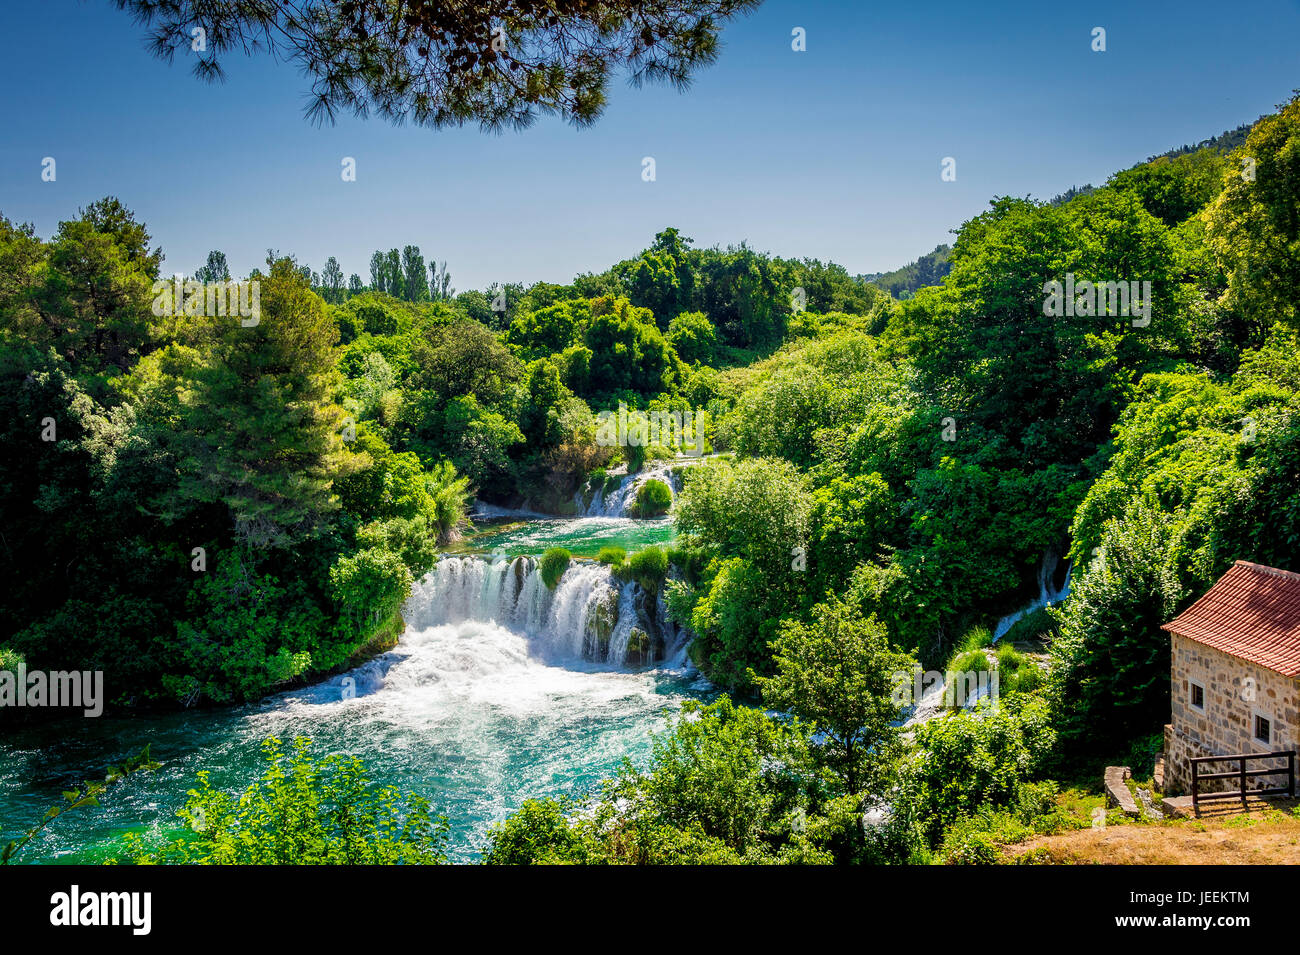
[1191,751,1296,812]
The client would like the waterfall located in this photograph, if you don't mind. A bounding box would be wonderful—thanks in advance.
[574,463,681,517]
[992,551,1072,642]
[411,555,685,668]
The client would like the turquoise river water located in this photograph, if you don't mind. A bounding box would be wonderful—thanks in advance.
[0,516,702,863]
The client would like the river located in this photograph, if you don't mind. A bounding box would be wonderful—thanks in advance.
[0,515,705,863]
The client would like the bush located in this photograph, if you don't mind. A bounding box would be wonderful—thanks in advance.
[955,625,993,654]
[1125,733,1166,780]
[595,546,627,567]
[995,643,1046,696]
[896,695,1057,846]
[627,546,669,591]
[947,648,992,677]
[995,642,1024,671]
[123,737,447,864]
[1007,663,1044,696]
[939,809,1031,865]
[630,478,672,517]
[539,548,572,590]
[687,557,781,692]
[0,647,23,673]
[1048,504,1184,750]
[482,798,597,865]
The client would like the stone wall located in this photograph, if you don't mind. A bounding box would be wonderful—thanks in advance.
[1163,633,1299,795]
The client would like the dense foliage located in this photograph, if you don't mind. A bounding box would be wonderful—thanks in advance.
[6,94,1299,865]
[484,94,1300,863]
[123,737,448,864]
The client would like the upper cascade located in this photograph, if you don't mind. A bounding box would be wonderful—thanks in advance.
[574,462,681,518]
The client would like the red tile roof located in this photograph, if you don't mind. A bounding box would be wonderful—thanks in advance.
[1163,562,1300,677]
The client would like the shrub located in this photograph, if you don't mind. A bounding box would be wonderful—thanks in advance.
[665,546,693,576]
[539,548,572,589]
[992,643,1048,697]
[123,737,447,864]
[0,647,23,673]
[1125,733,1166,780]
[1007,663,1044,695]
[627,546,669,591]
[947,648,992,678]
[595,546,627,567]
[483,798,597,865]
[996,642,1024,671]
[630,478,672,517]
[956,625,993,654]
[897,695,1057,846]
[1048,504,1184,750]
[939,809,1031,865]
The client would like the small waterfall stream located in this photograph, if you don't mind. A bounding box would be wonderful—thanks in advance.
[574,463,681,517]
[992,551,1072,642]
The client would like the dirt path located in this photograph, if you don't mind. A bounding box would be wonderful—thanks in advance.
[1006,807,1300,864]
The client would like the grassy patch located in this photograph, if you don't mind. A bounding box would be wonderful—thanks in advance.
[539,548,571,590]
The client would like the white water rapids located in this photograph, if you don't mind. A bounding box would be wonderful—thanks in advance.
[243,550,700,858]
[409,555,687,668]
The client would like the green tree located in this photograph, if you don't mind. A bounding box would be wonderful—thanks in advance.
[402,245,428,302]
[896,695,1056,846]
[482,798,599,865]
[674,456,812,577]
[195,249,230,283]
[175,258,361,548]
[321,255,345,303]
[666,310,716,364]
[428,259,453,301]
[755,599,914,796]
[580,296,679,401]
[410,319,520,405]
[30,198,160,373]
[1206,93,1300,333]
[1048,504,1185,750]
[603,697,827,863]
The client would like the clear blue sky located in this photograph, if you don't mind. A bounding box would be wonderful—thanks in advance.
[0,0,1297,289]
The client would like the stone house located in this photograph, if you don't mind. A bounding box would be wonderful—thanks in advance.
[1162,561,1300,795]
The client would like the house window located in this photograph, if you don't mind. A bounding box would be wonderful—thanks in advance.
[1255,714,1271,745]
[1190,682,1204,710]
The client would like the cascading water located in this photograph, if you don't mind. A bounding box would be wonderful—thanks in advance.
[413,554,686,668]
[574,463,681,517]
[0,536,705,864]
[992,551,1072,642]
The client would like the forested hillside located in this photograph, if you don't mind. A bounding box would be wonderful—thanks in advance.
[861,244,952,298]
[2,92,1297,865]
